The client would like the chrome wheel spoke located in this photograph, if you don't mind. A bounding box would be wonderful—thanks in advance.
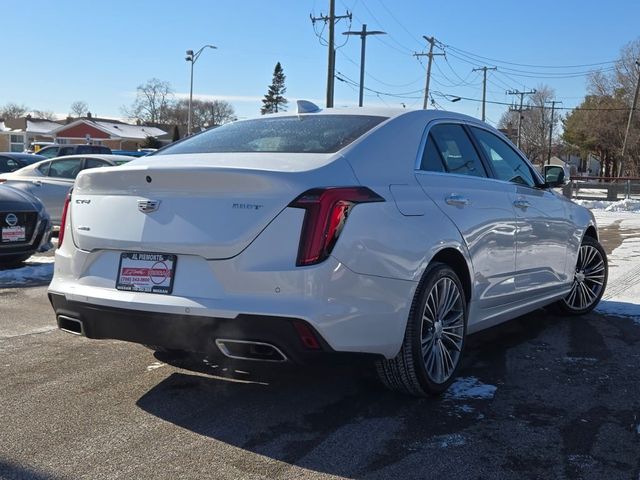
[564,244,605,311]
[420,276,464,384]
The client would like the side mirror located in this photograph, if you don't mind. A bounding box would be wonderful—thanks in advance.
[543,165,568,188]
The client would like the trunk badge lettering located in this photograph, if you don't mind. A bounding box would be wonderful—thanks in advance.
[233,203,263,210]
[138,200,161,214]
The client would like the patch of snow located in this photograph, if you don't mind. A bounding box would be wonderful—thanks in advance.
[563,356,598,364]
[573,198,640,212]
[432,433,466,448]
[445,376,497,400]
[146,361,166,371]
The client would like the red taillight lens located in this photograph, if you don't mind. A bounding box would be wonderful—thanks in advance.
[58,189,72,248]
[289,187,384,266]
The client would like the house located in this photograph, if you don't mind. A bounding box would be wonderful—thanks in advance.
[52,116,167,150]
[0,116,62,152]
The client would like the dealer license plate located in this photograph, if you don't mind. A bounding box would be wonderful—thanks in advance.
[1,226,26,243]
[116,252,177,294]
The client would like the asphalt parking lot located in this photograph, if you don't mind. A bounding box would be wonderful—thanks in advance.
[1,237,639,479]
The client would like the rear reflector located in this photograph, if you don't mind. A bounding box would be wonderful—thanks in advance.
[289,186,384,266]
[293,321,321,350]
[58,189,72,248]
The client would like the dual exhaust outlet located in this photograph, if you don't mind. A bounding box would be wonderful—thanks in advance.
[56,315,287,362]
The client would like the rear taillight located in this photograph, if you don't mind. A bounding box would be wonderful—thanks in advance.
[58,189,72,248]
[0,179,6,183]
[289,187,384,266]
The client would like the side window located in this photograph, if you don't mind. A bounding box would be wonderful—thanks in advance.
[0,157,19,173]
[429,124,487,178]
[37,162,51,175]
[76,145,92,154]
[58,147,75,156]
[48,159,82,179]
[470,127,537,187]
[39,147,59,159]
[419,134,445,172]
[84,158,110,170]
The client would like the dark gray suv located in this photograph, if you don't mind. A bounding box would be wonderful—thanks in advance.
[37,144,111,159]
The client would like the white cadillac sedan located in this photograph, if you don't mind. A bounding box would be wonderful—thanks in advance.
[49,102,607,396]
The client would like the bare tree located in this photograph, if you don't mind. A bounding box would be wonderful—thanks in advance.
[0,103,29,120]
[70,101,89,118]
[123,78,174,125]
[166,98,236,132]
[32,110,57,120]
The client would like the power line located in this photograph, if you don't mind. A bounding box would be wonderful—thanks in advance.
[442,43,617,70]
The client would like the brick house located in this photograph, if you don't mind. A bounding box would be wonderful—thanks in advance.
[52,117,166,151]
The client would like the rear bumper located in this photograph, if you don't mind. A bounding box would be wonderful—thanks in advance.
[49,293,381,365]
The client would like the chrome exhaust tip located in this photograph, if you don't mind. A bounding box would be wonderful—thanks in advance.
[57,315,84,336]
[215,339,287,362]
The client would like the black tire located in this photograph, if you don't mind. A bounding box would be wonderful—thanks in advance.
[553,235,608,316]
[376,262,468,397]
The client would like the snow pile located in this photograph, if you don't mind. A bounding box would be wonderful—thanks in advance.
[0,256,54,288]
[445,376,497,400]
[573,199,640,212]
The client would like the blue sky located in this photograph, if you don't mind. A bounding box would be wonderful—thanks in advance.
[3,0,639,125]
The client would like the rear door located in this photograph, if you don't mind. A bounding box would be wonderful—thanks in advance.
[468,126,572,292]
[415,122,518,311]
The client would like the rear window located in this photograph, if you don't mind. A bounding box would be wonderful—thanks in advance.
[157,115,386,155]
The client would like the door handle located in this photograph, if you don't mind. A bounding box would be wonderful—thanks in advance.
[513,199,530,209]
[445,194,470,206]
[32,180,42,187]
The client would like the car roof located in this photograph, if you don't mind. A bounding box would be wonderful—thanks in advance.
[46,153,132,162]
[0,152,46,162]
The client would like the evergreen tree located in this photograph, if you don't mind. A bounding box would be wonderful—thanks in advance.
[261,62,288,114]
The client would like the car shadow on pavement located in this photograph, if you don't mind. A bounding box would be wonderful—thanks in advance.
[135,311,568,479]
[0,460,66,480]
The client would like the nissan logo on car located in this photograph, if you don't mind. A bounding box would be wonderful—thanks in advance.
[5,213,18,227]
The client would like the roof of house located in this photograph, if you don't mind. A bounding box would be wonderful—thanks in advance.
[54,118,166,140]
[0,117,62,134]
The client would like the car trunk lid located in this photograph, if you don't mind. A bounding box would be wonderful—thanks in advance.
[70,153,356,259]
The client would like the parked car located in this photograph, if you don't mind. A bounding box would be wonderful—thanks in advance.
[36,144,112,159]
[49,103,608,396]
[0,154,132,225]
[0,185,52,266]
[0,153,46,174]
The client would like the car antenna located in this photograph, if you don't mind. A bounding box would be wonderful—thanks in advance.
[296,100,320,117]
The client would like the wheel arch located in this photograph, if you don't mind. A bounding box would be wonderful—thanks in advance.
[583,224,598,241]
[430,247,472,303]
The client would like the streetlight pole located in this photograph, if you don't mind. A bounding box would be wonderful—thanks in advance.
[342,24,386,107]
[185,44,217,136]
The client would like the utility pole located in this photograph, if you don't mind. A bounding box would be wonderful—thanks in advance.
[619,60,640,177]
[545,100,562,165]
[310,0,351,108]
[414,36,444,109]
[507,88,536,149]
[185,44,217,136]
[343,24,386,107]
[472,66,497,121]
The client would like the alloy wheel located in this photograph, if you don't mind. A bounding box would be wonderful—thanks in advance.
[563,244,606,311]
[420,277,465,384]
